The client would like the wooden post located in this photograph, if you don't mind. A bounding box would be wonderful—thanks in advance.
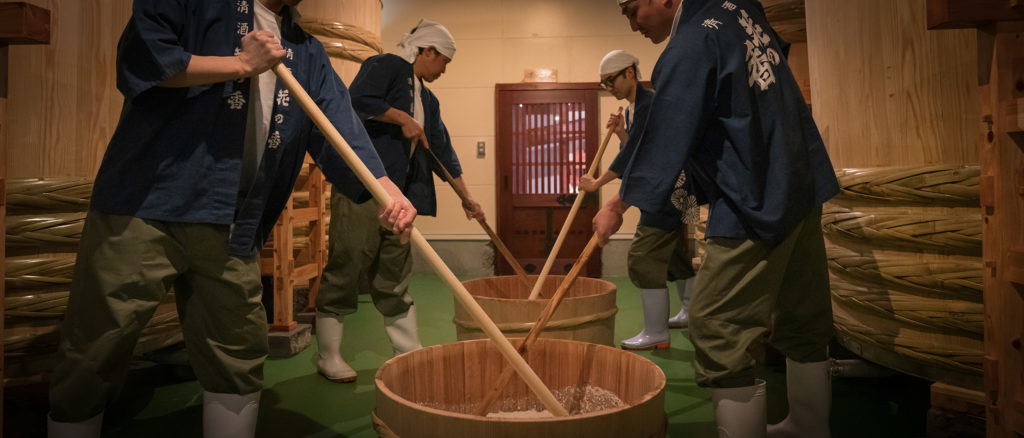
[926,1,1024,435]
[268,196,297,332]
[305,163,327,310]
[0,2,50,433]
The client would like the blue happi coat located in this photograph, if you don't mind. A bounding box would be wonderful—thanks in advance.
[340,53,463,217]
[608,85,682,231]
[90,0,386,256]
[620,0,839,243]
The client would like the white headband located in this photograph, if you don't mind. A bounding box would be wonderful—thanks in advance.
[396,19,456,64]
[599,50,641,80]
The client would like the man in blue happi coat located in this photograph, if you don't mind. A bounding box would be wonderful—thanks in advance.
[598,1,840,436]
[46,1,416,437]
[579,50,697,350]
[313,19,485,383]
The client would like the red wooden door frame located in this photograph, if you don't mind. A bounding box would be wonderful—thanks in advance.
[494,82,603,277]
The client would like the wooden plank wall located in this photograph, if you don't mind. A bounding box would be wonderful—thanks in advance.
[6,0,132,178]
[3,0,382,179]
[806,0,979,168]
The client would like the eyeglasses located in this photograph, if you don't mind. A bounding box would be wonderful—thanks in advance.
[600,69,627,90]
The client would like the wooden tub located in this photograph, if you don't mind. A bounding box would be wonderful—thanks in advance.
[373,338,666,437]
[453,275,617,346]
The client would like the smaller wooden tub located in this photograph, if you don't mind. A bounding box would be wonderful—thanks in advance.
[373,338,666,437]
[454,275,617,346]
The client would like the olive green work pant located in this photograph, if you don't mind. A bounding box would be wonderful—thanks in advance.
[689,208,833,388]
[49,210,267,422]
[316,190,413,318]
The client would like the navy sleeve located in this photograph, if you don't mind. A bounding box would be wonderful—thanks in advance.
[424,95,463,179]
[307,41,388,187]
[619,30,717,213]
[610,88,653,177]
[348,55,398,120]
[607,143,632,178]
[116,0,192,100]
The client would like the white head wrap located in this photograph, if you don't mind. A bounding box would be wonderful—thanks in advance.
[599,50,640,80]
[617,0,634,5]
[396,19,456,64]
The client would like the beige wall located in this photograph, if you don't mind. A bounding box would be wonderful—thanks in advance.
[379,0,665,239]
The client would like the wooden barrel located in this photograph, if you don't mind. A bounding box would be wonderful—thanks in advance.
[3,178,183,384]
[373,338,666,437]
[453,275,617,346]
[824,166,983,389]
[806,0,983,389]
[296,0,383,84]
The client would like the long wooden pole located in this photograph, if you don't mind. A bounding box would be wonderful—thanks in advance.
[272,64,568,417]
[527,109,621,300]
[422,147,532,289]
[475,235,600,416]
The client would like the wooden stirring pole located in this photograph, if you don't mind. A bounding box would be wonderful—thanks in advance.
[526,108,621,300]
[475,235,600,416]
[422,147,532,289]
[272,64,568,417]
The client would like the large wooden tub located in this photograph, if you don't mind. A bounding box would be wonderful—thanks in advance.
[825,166,984,389]
[373,338,666,437]
[453,275,617,346]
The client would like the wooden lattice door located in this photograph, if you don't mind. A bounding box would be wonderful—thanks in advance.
[495,83,601,277]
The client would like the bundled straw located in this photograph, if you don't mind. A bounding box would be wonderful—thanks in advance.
[5,255,76,290]
[300,19,383,63]
[826,245,982,299]
[5,291,70,319]
[300,19,383,53]
[6,178,92,214]
[834,165,979,206]
[6,213,86,248]
[822,205,981,255]
[322,42,381,63]
[832,310,982,377]
[830,279,983,336]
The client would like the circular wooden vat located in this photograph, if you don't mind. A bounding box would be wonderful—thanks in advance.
[825,166,983,389]
[373,338,666,437]
[805,1,982,390]
[454,275,616,346]
[296,0,383,83]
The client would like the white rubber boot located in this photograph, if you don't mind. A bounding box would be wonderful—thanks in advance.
[48,412,103,438]
[668,278,694,328]
[203,391,260,438]
[621,288,670,350]
[383,305,422,356]
[711,379,767,438]
[315,313,357,383]
[767,358,832,438]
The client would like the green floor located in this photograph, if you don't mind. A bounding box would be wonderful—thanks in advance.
[8,274,931,437]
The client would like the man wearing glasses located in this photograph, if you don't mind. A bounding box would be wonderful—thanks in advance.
[580,50,696,351]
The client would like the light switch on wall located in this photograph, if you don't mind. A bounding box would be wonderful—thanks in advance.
[476,140,486,158]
